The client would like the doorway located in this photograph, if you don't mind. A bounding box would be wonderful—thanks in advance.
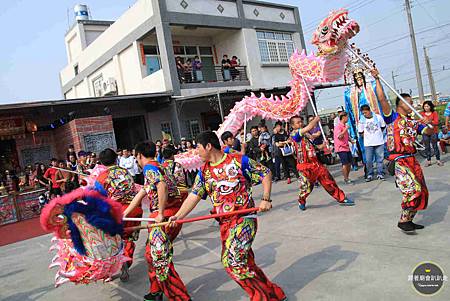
[201,112,222,131]
[0,140,19,173]
[113,116,148,150]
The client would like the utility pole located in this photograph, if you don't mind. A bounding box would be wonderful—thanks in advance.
[423,46,437,102]
[405,0,425,101]
[391,71,398,91]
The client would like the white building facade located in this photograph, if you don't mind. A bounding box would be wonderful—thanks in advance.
[59,0,306,143]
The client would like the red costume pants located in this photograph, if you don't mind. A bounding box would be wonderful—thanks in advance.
[122,204,143,267]
[296,162,346,204]
[394,156,428,222]
[145,207,190,301]
[220,217,286,301]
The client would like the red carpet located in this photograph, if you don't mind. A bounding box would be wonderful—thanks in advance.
[0,217,50,246]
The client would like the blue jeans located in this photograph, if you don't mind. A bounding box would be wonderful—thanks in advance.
[365,144,384,177]
[423,133,440,161]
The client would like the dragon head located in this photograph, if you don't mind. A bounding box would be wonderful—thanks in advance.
[311,9,359,55]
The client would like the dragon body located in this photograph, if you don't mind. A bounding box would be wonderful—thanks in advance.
[176,9,360,171]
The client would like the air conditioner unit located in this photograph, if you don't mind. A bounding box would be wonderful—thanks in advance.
[102,77,117,96]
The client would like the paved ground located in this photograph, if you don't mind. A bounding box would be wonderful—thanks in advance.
[1,154,450,301]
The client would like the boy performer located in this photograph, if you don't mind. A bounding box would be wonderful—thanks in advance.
[290,116,355,210]
[95,148,142,282]
[124,142,190,301]
[375,69,432,232]
[169,131,286,301]
[161,145,189,200]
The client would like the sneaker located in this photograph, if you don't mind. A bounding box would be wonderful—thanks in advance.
[412,222,425,229]
[437,161,444,166]
[365,175,373,182]
[397,221,415,232]
[287,178,292,184]
[425,161,432,167]
[119,263,129,282]
[298,202,306,211]
[143,292,163,301]
[377,174,385,181]
[339,198,355,206]
[344,179,353,185]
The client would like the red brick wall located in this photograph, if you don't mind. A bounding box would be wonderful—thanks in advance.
[14,115,115,166]
[15,131,55,166]
[53,115,114,156]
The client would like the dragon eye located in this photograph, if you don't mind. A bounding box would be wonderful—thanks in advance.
[321,26,329,35]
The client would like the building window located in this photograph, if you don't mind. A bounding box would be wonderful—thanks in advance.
[161,122,173,140]
[173,46,215,82]
[92,75,103,97]
[257,30,295,64]
[144,45,161,76]
[184,119,201,139]
[74,64,79,76]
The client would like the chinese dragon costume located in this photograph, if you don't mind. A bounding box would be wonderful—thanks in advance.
[175,9,360,171]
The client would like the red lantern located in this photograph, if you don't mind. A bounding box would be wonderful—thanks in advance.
[26,121,38,144]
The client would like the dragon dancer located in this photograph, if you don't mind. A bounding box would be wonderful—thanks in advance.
[290,116,355,210]
[124,142,190,301]
[95,148,142,282]
[376,68,432,232]
[169,131,286,301]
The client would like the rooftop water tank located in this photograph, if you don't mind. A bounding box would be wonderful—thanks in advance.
[74,4,89,21]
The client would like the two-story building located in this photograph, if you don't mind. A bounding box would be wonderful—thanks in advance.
[60,0,305,143]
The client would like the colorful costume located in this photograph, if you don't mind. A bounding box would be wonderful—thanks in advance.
[95,165,142,267]
[291,129,347,205]
[344,80,385,162]
[40,189,128,287]
[383,111,428,222]
[192,153,286,301]
[142,161,190,300]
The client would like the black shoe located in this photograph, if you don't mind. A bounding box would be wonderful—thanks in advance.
[143,292,163,301]
[119,263,129,282]
[412,222,425,229]
[397,221,415,232]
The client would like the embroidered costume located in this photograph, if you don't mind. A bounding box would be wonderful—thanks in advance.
[291,129,347,206]
[95,165,142,267]
[142,161,190,300]
[383,110,428,222]
[344,79,386,162]
[192,153,286,301]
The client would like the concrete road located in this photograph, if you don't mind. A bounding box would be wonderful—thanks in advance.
[1,155,449,301]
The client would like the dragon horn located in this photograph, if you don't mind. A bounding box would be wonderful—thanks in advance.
[301,49,307,56]
[260,92,266,99]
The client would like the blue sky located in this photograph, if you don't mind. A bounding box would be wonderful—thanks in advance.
[1,0,449,108]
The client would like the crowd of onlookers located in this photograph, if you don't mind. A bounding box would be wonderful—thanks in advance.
[176,54,242,83]
[1,102,449,197]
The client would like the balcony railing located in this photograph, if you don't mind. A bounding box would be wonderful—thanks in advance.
[178,66,249,85]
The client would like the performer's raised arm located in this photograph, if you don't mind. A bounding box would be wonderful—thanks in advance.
[300,116,321,135]
[371,69,391,116]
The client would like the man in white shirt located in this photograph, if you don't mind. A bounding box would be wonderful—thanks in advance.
[358,104,386,181]
[119,149,136,178]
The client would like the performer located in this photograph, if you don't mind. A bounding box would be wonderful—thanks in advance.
[375,69,433,232]
[344,66,386,162]
[290,116,355,211]
[169,131,286,301]
[95,148,142,282]
[161,145,189,200]
[124,142,190,301]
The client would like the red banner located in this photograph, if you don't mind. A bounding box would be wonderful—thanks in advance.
[0,116,25,138]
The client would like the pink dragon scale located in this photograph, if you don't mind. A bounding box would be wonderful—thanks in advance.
[175,9,360,171]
